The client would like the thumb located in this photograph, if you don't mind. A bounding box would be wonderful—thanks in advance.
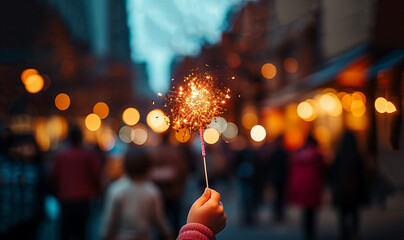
[193,188,211,207]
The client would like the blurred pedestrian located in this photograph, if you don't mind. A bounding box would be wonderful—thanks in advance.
[149,134,188,234]
[235,143,261,225]
[288,135,325,240]
[328,131,368,240]
[51,126,102,240]
[100,148,174,240]
[1,133,47,240]
[267,135,288,223]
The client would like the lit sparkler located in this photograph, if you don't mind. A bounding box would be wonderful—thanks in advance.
[165,69,230,187]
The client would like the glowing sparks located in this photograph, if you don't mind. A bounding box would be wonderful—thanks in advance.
[165,70,230,131]
[157,92,163,97]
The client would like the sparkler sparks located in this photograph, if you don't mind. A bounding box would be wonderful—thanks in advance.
[165,70,230,132]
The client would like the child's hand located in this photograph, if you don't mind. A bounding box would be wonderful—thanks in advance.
[187,188,227,234]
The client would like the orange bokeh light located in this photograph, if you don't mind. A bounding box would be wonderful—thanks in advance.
[25,74,44,93]
[226,53,241,68]
[55,93,70,111]
[93,102,109,119]
[21,68,39,84]
[284,58,299,73]
[122,108,140,126]
[85,113,101,131]
[261,63,277,79]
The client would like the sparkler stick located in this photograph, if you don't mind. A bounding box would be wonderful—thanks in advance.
[199,126,209,188]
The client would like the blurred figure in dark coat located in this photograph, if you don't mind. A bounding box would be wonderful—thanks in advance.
[235,144,261,225]
[267,135,288,223]
[328,131,368,240]
[51,126,102,240]
[1,132,46,240]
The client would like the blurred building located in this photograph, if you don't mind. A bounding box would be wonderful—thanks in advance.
[175,0,404,187]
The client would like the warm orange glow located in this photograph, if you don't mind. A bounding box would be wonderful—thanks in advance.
[337,60,369,87]
[242,112,258,130]
[175,128,191,143]
[314,126,331,145]
[375,97,387,113]
[85,113,101,131]
[93,102,109,119]
[319,93,342,116]
[352,91,366,103]
[261,63,277,79]
[297,100,317,121]
[226,53,241,68]
[147,109,170,133]
[204,128,220,144]
[351,100,366,117]
[25,74,44,93]
[21,69,39,84]
[346,112,368,131]
[284,58,299,73]
[386,101,397,113]
[262,109,284,140]
[98,132,115,151]
[341,94,352,112]
[122,108,140,126]
[34,118,51,152]
[285,103,299,121]
[250,125,266,142]
[55,93,70,111]
[284,128,304,150]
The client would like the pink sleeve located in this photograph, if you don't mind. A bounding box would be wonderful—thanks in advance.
[177,223,215,240]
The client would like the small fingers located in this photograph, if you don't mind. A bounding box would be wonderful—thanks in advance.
[209,189,221,203]
[193,188,211,207]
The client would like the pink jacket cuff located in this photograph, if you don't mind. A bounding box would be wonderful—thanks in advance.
[177,223,216,240]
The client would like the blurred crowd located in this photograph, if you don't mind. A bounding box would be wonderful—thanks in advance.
[0,123,393,240]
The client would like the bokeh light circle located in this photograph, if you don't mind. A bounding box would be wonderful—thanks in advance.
[375,97,387,113]
[250,125,266,142]
[386,101,397,113]
[55,93,70,111]
[25,74,44,93]
[223,122,238,139]
[21,69,39,84]
[208,117,227,133]
[122,108,140,126]
[261,63,277,79]
[93,102,109,119]
[85,113,101,131]
[147,109,170,133]
[175,128,191,143]
[297,101,314,121]
[284,58,299,73]
[204,128,220,144]
[132,126,148,145]
[119,126,135,143]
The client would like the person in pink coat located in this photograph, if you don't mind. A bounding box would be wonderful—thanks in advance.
[288,135,325,240]
[177,188,226,240]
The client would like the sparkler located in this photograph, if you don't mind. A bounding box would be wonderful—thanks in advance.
[165,69,230,188]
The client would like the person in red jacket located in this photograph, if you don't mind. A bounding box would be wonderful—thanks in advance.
[288,135,325,240]
[177,188,226,240]
[51,126,102,240]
